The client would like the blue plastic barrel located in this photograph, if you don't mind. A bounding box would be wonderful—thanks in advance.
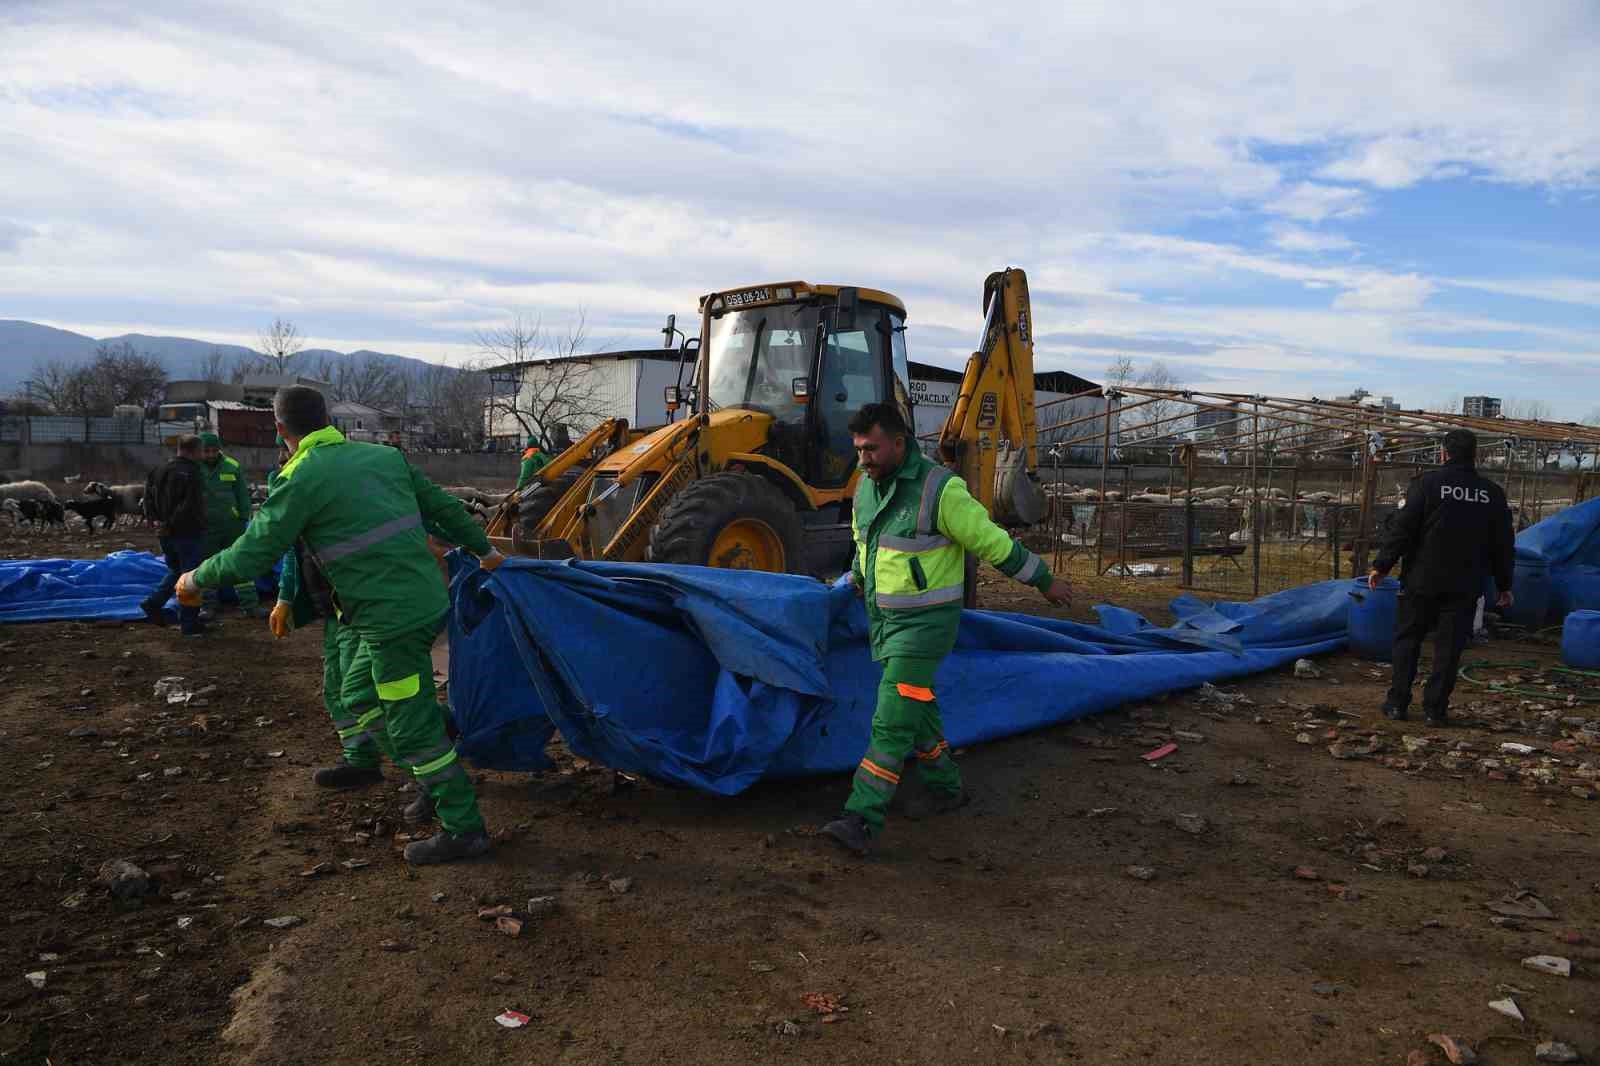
[1348,576,1400,661]
[1561,610,1600,670]
[1506,557,1552,629]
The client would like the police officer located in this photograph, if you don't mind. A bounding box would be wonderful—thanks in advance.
[1368,429,1514,726]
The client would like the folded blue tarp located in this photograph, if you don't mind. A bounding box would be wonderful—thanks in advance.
[1515,498,1600,621]
[446,559,1350,794]
[0,551,170,622]
[0,550,280,623]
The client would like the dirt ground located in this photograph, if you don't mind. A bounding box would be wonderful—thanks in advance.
[2,511,1597,1066]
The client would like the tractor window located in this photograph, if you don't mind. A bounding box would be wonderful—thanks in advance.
[814,309,891,487]
[889,315,915,453]
[705,304,810,430]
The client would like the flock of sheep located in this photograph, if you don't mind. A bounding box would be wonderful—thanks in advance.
[1,475,509,536]
[0,478,146,533]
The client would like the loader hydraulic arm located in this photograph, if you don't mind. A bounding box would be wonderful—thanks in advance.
[936,268,1045,525]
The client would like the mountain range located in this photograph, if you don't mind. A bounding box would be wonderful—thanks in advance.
[0,319,442,391]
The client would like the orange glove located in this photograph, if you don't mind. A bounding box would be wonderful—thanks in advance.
[175,571,203,607]
[480,549,507,572]
[269,600,293,639]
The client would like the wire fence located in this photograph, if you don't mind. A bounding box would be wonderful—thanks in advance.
[0,415,163,445]
[1025,463,1434,599]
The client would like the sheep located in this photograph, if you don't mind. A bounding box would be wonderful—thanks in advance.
[85,482,146,526]
[0,480,58,506]
[107,483,145,524]
[64,495,119,532]
[5,497,66,531]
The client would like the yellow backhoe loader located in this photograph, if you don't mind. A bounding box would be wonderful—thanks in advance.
[486,270,1047,585]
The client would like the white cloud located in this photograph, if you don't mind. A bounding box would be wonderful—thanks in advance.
[1446,277,1600,308]
[1267,224,1357,253]
[1332,274,1436,312]
[1262,183,1369,223]
[1320,136,1456,189]
[0,1,1597,412]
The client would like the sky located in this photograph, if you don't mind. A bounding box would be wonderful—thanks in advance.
[1,0,1598,417]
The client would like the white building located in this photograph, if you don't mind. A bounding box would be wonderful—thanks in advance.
[483,349,685,450]
[329,400,396,442]
[909,362,1113,461]
[483,350,1113,460]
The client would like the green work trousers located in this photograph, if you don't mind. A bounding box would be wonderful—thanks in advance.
[322,616,387,768]
[202,534,260,610]
[338,620,485,835]
[844,656,962,834]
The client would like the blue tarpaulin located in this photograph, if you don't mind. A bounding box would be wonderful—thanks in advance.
[1515,498,1600,622]
[0,550,280,623]
[446,559,1351,794]
[0,551,169,622]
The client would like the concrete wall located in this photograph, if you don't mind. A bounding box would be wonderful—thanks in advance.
[0,441,519,490]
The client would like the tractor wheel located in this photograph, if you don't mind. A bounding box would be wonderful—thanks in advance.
[649,472,805,573]
[509,470,584,554]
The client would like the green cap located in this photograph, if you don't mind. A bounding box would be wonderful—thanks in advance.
[198,431,221,447]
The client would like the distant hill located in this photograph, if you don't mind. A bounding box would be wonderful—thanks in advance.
[0,320,443,391]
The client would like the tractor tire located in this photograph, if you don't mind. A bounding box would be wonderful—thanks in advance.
[649,472,806,573]
[515,470,583,533]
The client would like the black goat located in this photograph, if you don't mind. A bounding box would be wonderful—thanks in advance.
[65,496,119,532]
[3,498,65,531]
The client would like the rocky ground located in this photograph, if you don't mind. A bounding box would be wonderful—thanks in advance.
[1,520,1596,1065]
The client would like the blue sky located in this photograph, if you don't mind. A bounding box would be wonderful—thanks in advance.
[0,1,1596,417]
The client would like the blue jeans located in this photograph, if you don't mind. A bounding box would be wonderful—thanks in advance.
[144,534,206,633]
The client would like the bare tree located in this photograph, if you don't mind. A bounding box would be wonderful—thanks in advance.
[1503,397,1553,422]
[90,342,167,410]
[1103,356,1136,392]
[1123,359,1187,444]
[255,318,306,373]
[26,344,167,415]
[417,361,489,449]
[333,353,402,408]
[194,347,231,383]
[21,359,82,414]
[476,311,608,447]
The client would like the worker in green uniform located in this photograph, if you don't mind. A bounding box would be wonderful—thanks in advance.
[516,436,550,490]
[196,431,263,617]
[180,386,506,864]
[267,437,459,828]
[822,403,1071,856]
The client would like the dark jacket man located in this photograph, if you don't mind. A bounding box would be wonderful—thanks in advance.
[144,449,207,538]
[141,436,209,634]
[1370,429,1514,724]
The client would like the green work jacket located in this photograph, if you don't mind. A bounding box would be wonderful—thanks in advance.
[200,452,251,551]
[197,426,492,638]
[850,447,1052,661]
[517,447,550,489]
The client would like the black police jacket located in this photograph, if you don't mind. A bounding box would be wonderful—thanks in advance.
[1374,459,1514,602]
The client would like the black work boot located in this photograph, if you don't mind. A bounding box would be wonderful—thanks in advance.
[929,788,972,815]
[312,760,384,788]
[403,788,436,825]
[1424,712,1452,728]
[821,813,874,856]
[403,828,493,865]
[1382,701,1409,721]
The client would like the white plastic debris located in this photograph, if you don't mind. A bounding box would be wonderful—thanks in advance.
[1521,955,1572,978]
[494,1009,531,1029]
[1486,997,1523,1022]
[24,971,46,990]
